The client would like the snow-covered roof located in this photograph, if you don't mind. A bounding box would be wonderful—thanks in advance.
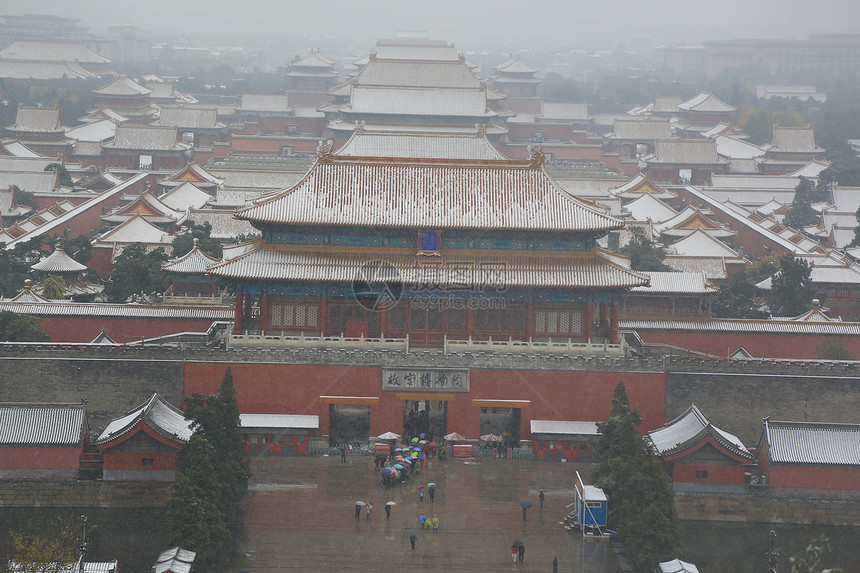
[345,85,494,117]
[162,240,221,274]
[348,59,482,89]
[659,558,700,573]
[158,182,212,211]
[152,547,196,573]
[608,119,672,140]
[0,140,43,157]
[208,242,649,289]
[612,173,676,200]
[770,126,824,154]
[761,419,860,466]
[65,119,117,142]
[624,193,678,223]
[31,246,88,273]
[0,170,58,194]
[155,106,223,130]
[540,102,589,121]
[0,402,85,445]
[95,393,193,447]
[630,271,718,294]
[788,159,831,178]
[663,256,729,280]
[0,59,97,79]
[529,420,599,436]
[94,213,174,245]
[666,228,742,258]
[238,94,291,114]
[8,106,63,133]
[236,156,622,233]
[650,404,752,460]
[336,129,506,160]
[158,162,225,188]
[644,139,723,165]
[240,414,320,430]
[373,42,461,62]
[103,125,189,152]
[93,75,151,96]
[187,209,260,239]
[678,92,736,113]
[0,39,110,64]
[715,135,766,159]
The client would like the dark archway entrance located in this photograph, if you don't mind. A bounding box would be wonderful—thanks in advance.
[479,407,521,445]
[329,404,370,444]
[402,399,447,442]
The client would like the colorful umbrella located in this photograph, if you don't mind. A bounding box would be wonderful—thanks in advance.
[481,433,503,443]
[444,432,465,441]
[419,440,427,444]
[393,463,404,469]
[411,437,419,443]
[377,431,401,440]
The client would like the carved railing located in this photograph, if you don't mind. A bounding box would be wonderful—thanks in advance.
[443,335,626,355]
[228,331,410,351]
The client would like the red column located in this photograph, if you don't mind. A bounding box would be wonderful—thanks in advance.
[243,295,253,333]
[610,301,619,345]
[584,303,593,341]
[466,305,475,338]
[319,295,327,336]
[260,294,270,334]
[233,293,244,335]
[599,302,609,338]
[525,301,534,340]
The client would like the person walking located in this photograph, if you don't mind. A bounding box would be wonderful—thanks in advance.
[552,556,558,573]
[518,542,525,562]
[539,490,545,512]
[522,506,528,521]
[431,514,439,531]
[366,503,373,521]
[385,504,391,521]
[511,544,519,563]
[340,445,347,463]
[419,511,427,529]
[429,485,435,503]
[410,532,417,551]
[354,504,361,520]
[418,488,424,503]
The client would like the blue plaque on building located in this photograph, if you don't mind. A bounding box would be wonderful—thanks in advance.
[417,230,441,256]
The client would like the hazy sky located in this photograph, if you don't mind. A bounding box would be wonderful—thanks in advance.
[4,0,860,50]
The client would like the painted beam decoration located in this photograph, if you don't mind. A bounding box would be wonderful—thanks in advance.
[382,368,470,392]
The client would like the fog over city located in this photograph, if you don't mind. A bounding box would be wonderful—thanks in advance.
[4,0,860,49]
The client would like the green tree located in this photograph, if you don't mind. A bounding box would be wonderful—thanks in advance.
[44,163,74,187]
[103,243,171,302]
[0,311,50,341]
[9,515,83,573]
[172,221,223,259]
[849,206,860,248]
[167,434,229,558]
[0,244,30,298]
[768,254,820,317]
[789,534,845,573]
[592,381,680,572]
[620,227,671,271]
[784,177,820,230]
[711,269,766,318]
[62,235,93,265]
[184,368,250,533]
[41,276,67,300]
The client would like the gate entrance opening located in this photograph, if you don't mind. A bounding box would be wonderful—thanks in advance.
[402,399,447,441]
[329,404,370,444]
[479,407,521,446]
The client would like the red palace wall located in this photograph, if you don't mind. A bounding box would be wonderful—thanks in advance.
[102,449,177,472]
[765,465,860,490]
[633,330,860,360]
[36,315,228,343]
[671,459,748,485]
[182,362,666,439]
[0,446,82,469]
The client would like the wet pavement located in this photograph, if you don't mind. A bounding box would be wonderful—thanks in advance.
[231,453,622,572]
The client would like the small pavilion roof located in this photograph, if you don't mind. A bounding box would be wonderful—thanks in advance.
[678,92,736,113]
[291,50,336,68]
[207,241,649,289]
[649,404,753,461]
[624,193,678,223]
[759,419,860,466]
[93,75,151,96]
[162,239,221,274]
[666,228,743,258]
[659,559,700,573]
[236,155,623,233]
[655,206,736,238]
[158,162,225,188]
[31,245,88,273]
[335,129,507,160]
[158,181,212,211]
[95,213,174,245]
[152,547,196,573]
[0,402,86,446]
[90,330,117,344]
[95,393,193,447]
[6,280,51,303]
[612,173,676,200]
[494,55,537,74]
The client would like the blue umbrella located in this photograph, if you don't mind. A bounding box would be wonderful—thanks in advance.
[393,463,404,469]
[520,501,533,509]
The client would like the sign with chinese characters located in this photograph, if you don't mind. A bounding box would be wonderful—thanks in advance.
[417,230,441,256]
[382,369,470,392]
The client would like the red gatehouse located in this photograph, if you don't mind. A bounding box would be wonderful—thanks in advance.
[94,393,193,481]
[650,404,755,495]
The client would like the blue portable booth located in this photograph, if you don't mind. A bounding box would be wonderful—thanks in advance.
[574,471,607,535]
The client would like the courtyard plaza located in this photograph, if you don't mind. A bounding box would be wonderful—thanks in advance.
[230,453,621,572]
